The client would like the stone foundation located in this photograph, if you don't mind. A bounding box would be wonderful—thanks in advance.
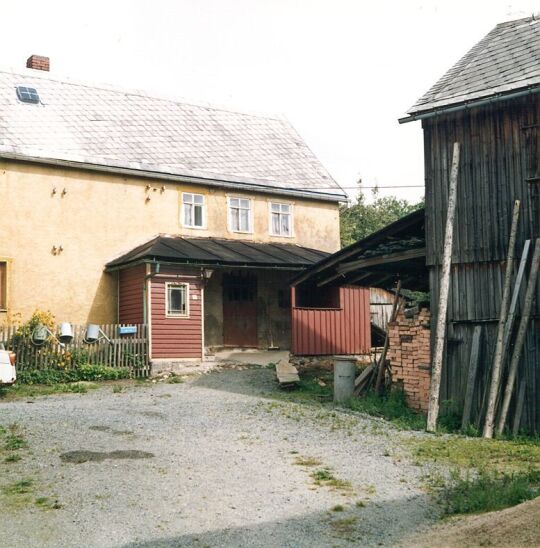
[388,307,431,412]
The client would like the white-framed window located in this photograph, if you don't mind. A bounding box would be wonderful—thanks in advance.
[182,193,205,228]
[166,282,189,317]
[269,202,293,236]
[228,197,252,233]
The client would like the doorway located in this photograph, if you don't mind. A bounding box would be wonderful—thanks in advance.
[222,272,258,347]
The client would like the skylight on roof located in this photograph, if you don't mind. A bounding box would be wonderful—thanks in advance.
[16,86,40,104]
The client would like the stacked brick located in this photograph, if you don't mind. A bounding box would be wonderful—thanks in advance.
[387,307,431,412]
[26,55,50,72]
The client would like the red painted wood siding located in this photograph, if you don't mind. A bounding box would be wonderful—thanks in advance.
[150,268,203,359]
[119,265,145,324]
[291,286,371,355]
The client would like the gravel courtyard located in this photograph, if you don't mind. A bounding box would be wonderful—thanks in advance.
[0,368,438,547]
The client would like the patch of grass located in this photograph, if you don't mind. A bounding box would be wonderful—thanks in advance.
[439,468,540,515]
[167,375,184,384]
[3,478,33,495]
[4,435,27,451]
[34,496,62,510]
[330,516,357,534]
[331,504,344,512]
[312,468,335,482]
[294,456,322,467]
[4,454,21,463]
[311,468,353,493]
[112,385,124,393]
[409,436,540,474]
[355,500,365,508]
[0,382,99,400]
[342,389,426,430]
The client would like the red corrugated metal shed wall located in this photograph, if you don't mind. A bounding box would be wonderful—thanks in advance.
[119,265,145,324]
[291,286,371,355]
[150,267,203,359]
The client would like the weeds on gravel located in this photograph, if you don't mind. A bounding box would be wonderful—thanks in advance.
[2,478,33,495]
[330,516,357,534]
[294,456,322,467]
[409,436,540,474]
[4,454,21,463]
[0,382,99,399]
[167,375,184,384]
[438,468,540,515]
[342,390,426,431]
[311,468,353,493]
[331,504,344,512]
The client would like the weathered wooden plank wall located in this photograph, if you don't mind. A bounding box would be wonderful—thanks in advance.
[424,94,540,433]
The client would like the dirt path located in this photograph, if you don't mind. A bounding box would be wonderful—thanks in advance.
[402,496,540,547]
[0,368,437,547]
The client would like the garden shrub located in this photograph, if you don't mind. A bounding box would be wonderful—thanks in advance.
[17,365,130,385]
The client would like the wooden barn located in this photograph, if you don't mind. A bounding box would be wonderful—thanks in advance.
[400,16,540,432]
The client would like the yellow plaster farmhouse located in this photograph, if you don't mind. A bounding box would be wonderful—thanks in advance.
[0,58,345,336]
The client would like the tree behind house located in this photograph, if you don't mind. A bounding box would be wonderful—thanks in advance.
[340,188,424,247]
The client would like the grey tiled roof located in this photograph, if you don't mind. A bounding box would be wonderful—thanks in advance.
[0,69,345,200]
[406,16,540,116]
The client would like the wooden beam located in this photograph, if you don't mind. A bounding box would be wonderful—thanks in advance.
[461,325,482,431]
[502,239,531,357]
[344,272,374,285]
[512,377,526,437]
[483,200,521,438]
[375,280,401,393]
[337,248,426,274]
[496,238,540,436]
[316,272,345,287]
[427,142,460,433]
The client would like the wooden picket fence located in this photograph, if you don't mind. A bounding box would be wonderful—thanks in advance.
[0,323,150,378]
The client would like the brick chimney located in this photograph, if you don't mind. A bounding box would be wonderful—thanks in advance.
[26,55,50,72]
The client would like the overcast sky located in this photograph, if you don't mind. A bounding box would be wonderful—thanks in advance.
[1,0,538,202]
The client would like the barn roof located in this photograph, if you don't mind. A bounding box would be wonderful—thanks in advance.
[402,16,540,121]
[0,68,346,202]
[106,236,330,270]
[291,208,428,291]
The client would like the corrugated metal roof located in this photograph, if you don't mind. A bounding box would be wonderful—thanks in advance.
[106,236,330,269]
[0,68,346,201]
[292,208,427,291]
[405,16,540,117]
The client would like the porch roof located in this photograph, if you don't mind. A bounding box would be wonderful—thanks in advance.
[106,235,330,270]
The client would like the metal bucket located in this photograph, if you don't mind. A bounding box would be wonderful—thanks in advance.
[59,322,73,344]
[33,324,49,344]
[85,324,100,343]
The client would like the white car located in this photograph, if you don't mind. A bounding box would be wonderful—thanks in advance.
[0,350,16,385]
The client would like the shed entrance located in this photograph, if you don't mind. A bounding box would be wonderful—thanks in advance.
[222,272,258,347]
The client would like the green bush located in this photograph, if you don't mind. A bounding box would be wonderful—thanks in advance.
[17,365,130,385]
[441,468,540,515]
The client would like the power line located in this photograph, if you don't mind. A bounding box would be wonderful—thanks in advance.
[307,185,425,190]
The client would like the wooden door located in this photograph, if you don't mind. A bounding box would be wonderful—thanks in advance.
[223,273,258,347]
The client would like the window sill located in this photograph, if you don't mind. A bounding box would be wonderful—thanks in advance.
[293,307,343,311]
[270,233,294,238]
[165,314,190,319]
[182,225,207,230]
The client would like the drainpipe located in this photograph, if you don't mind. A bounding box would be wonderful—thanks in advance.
[143,262,160,324]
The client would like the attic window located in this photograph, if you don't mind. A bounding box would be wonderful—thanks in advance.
[16,86,40,104]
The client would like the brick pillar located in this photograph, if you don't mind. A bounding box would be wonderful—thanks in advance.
[387,307,431,412]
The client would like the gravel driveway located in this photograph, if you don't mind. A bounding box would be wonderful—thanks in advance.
[0,367,437,547]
